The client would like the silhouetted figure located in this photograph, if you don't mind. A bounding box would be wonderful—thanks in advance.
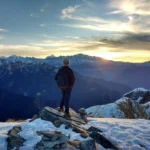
[55,58,75,117]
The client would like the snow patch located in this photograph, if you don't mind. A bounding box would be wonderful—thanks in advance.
[86,103,125,118]
[123,88,148,97]
[84,118,150,150]
[19,119,89,150]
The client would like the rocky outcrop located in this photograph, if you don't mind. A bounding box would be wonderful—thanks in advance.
[87,88,150,119]
[39,107,89,139]
[6,107,125,150]
[7,126,25,150]
[39,107,87,125]
[35,130,97,150]
[123,88,149,104]
[141,91,150,104]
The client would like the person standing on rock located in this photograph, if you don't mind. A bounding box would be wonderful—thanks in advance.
[55,58,75,118]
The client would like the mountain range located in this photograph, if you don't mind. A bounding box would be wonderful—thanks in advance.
[0,54,150,121]
[1,54,150,88]
[0,58,131,121]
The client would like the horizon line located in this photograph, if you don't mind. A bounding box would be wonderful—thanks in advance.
[0,53,150,64]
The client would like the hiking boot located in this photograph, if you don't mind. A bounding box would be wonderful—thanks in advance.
[63,112,71,118]
[58,107,64,112]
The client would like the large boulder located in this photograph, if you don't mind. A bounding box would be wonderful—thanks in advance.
[39,107,87,126]
[89,131,119,150]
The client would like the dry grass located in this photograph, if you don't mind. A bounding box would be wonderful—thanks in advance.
[98,115,105,118]
[88,114,94,118]
[118,99,146,119]
[68,140,81,147]
[6,119,25,122]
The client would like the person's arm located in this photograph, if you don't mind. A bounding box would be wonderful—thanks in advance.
[55,68,61,81]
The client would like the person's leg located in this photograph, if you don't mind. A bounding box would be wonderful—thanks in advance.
[64,88,72,113]
[60,89,65,109]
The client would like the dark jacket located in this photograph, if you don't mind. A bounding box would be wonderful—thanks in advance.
[55,66,75,88]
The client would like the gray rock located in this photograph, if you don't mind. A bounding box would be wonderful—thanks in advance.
[78,108,88,123]
[7,126,25,150]
[88,126,103,133]
[35,131,69,149]
[72,126,89,137]
[39,107,87,126]
[78,108,87,115]
[80,132,89,138]
[90,131,119,150]
[68,140,81,148]
[53,120,63,127]
[80,139,96,150]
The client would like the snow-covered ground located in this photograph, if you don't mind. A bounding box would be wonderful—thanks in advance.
[0,118,150,150]
[84,118,150,150]
[0,119,89,150]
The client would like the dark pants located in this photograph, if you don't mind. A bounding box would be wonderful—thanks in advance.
[60,88,72,113]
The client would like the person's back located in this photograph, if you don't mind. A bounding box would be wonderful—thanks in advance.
[55,58,75,117]
[58,66,75,88]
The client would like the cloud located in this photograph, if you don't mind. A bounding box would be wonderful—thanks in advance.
[40,3,49,12]
[59,22,134,33]
[39,34,56,39]
[60,1,150,34]
[61,5,107,23]
[0,28,8,32]
[82,0,96,7]
[32,31,150,53]
[108,0,150,16]
[61,5,80,19]
[65,36,80,39]
[0,34,150,62]
[88,32,150,52]
[30,13,34,17]
[0,44,54,58]
[40,24,47,27]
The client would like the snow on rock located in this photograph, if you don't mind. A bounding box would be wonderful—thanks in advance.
[86,102,125,118]
[0,122,20,150]
[87,88,150,119]
[19,119,89,150]
[123,88,148,102]
[0,118,89,150]
[84,118,150,150]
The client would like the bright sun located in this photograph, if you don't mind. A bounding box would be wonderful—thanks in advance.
[96,52,113,60]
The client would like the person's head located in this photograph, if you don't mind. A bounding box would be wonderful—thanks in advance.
[63,58,70,66]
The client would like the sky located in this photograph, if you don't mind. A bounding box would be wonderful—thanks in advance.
[0,0,150,62]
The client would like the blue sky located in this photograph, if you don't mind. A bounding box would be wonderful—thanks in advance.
[0,0,150,62]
